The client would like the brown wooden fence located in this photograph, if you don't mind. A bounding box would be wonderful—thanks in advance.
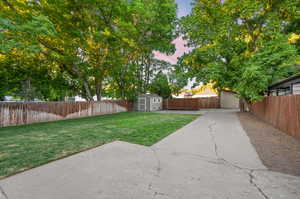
[0,100,133,127]
[250,95,300,138]
[163,97,220,110]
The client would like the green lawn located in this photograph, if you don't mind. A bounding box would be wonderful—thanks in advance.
[0,112,198,179]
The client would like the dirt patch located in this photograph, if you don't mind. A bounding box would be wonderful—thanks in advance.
[237,112,300,177]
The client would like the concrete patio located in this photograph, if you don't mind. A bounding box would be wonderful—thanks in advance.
[1,110,299,199]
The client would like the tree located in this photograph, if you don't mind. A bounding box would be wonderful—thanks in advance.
[180,0,300,102]
[168,67,188,96]
[0,0,177,101]
[150,72,172,99]
[0,51,77,101]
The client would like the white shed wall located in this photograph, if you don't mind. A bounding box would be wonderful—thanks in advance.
[220,91,239,109]
[150,97,163,111]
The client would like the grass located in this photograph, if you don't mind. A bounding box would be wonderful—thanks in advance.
[0,112,199,179]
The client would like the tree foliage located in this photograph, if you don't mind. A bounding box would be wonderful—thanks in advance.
[150,71,172,99]
[180,0,300,102]
[0,0,177,101]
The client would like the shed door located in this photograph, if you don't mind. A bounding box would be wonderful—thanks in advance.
[139,98,146,111]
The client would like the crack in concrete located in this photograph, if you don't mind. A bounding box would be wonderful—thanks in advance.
[181,152,268,173]
[171,150,269,174]
[207,121,270,199]
[170,151,219,164]
[208,122,219,158]
[0,185,8,199]
[154,191,167,197]
[148,182,153,190]
[148,182,169,199]
[149,147,161,177]
[148,147,166,199]
[249,171,270,199]
[220,158,268,172]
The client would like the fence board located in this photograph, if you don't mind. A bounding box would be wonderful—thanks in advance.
[0,100,133,127]
[250,95,300,138]
[163,97,220,110]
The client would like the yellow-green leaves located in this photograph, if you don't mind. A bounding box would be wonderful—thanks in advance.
[289,33,300,44]
[180,0,300,102]
[0,0,178,101]
[102,28,111,36]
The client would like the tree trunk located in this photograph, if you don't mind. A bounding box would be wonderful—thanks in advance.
[24,78,35,101]
[95,77,102,101]
[72,64,94,101]
[145,56,151,92]
[120,79,125,99]
[78,77,93,101]
[83,81,94,101]
[240,98,250,112]
[136,60,143,94]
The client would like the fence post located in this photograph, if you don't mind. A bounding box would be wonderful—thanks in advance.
[239,99,244,112]
[166,99,168,110]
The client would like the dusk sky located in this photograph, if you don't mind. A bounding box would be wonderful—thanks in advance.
[154,0,193,64]
[176,0,194,18]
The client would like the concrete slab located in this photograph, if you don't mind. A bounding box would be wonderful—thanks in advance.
[253,170,300,199]
[156,109,239,115]
[0,110,300,199]
[0,142,157,199]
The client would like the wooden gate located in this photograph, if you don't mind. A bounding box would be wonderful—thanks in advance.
[163,97,220,110]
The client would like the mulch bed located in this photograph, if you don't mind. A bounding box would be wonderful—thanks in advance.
[237,112,300,176]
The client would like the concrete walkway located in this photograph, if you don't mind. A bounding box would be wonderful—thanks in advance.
[1,111,300,199]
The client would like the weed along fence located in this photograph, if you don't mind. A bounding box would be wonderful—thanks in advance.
[163,97,220,110]
[250,95,300,138]
[0,100,133,127]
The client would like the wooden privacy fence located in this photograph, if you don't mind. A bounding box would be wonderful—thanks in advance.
[250,95,300,138]
[163,97,220,110]
[0,100,133,127]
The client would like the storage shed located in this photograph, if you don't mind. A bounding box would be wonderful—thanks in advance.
[137,94,163,112]
[220,90,239,109]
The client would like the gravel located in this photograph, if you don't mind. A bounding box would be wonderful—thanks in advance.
[238,112,300,177]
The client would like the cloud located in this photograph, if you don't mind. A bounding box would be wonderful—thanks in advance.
[153,0,193,64]
[153,36,191,64]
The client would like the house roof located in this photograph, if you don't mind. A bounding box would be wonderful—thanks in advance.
[268,73,300,90]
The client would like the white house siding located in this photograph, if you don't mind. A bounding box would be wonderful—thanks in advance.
[293,83,300,95]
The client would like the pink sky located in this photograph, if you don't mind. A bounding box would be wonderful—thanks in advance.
[153,0,193,64]
[153,36,191,64]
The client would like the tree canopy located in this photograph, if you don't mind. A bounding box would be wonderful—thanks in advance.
[180,0,300,102]
[2,0,298,102]
[0,0,178,101]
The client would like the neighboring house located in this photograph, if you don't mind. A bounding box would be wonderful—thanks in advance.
[3,96,14,101]
[136,94,163,112]
[74,96,112,101]
[268,73,300,96]
[173,91,192,98]
[2,96,38,102]
[220,90,239,109]
[174,83,218,98]
[191,86,218,98]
